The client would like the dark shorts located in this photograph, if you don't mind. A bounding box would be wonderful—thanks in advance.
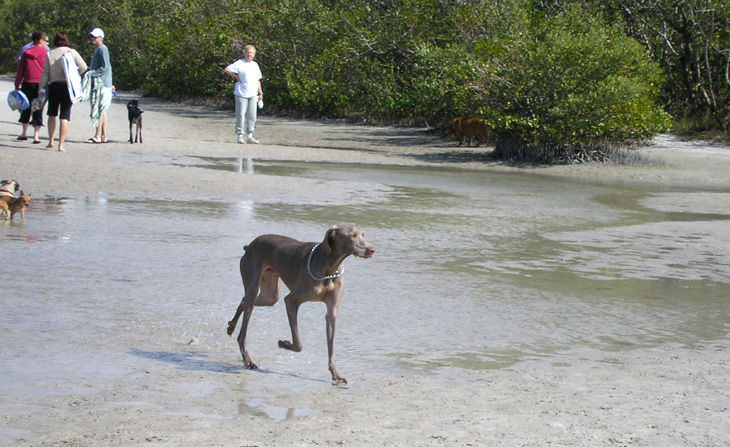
[47,81,73,121]
[19,82,43,127]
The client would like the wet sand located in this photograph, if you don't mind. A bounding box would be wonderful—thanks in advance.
[2,77,730,446]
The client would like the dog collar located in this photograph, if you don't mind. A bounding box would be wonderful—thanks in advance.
[307,243,344,281]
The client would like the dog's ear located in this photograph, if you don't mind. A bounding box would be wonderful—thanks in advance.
[320,225,339,255]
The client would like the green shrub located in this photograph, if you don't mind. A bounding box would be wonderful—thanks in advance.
[476,4,672,159]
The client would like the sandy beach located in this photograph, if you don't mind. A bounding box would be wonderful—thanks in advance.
[2,77,730,446]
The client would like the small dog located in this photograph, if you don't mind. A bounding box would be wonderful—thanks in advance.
[7,192,31,220]
[447,116,491,147]
[0,179,21,219]
[127,100,143,144]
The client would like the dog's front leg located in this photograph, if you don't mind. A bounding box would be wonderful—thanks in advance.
[278,294,303,352]
[325,294,346,384]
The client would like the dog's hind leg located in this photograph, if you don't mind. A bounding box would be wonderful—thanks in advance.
[228,277,261,369]
[138,115,143,143]
[235,293,259,369]
[228,251,255,336]
[228,254,274,369]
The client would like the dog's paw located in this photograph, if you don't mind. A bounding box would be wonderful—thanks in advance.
[278,340,303,352]
[333,377,348,386]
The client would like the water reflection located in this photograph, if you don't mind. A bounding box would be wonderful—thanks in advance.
[235,157,254,174]
[238,398,322,422]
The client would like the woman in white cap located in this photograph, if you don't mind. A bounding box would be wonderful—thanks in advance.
[85,27,114,144]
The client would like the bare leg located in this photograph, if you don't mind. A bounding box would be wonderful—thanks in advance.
[46,116,56,148]
[94,112,108,142]
[58,119,69,152]
[19,123,29,138]
[33,125,41,143]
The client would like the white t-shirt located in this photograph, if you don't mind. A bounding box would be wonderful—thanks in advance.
[226,59,262,98]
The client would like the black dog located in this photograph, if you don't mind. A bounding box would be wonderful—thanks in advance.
[127,100,143,144]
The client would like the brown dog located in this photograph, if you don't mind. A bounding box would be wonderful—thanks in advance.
[447,116,491,147]
[8,192,31,220]
[0,197,12,219]
[227,224,375,384]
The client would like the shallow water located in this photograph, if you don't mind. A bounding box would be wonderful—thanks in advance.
[2,159,729,414]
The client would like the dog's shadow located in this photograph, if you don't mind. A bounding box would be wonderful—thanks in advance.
[253,367,332,385]
[129,348,332,384]
[130,348,242,374]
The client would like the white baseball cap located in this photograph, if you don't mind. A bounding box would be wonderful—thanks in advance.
[90,28,104,38]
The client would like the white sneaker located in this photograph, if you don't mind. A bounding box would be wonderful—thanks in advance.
[247,136,259,144]
[237,134,245,144]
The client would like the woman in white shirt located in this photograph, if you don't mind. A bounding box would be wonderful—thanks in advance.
[224,45,263,144]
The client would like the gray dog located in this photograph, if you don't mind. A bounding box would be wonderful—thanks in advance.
[227,224,375,384]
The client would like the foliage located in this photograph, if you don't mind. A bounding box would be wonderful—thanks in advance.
[2,0,726,156]
[603,0,730,133]
[476,4,672,151]
[0,0,113,61]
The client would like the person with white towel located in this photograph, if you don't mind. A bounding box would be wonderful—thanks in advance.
[39,32,87,152]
